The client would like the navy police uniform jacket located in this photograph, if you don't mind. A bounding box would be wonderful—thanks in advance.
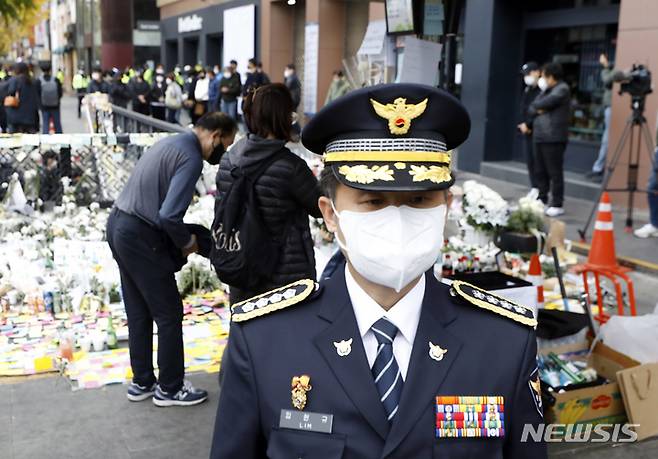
[210,270,547,458]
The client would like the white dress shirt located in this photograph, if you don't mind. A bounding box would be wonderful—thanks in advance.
[345,266,425,381]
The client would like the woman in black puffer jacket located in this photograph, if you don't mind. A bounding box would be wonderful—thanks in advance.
[215,84,322,304]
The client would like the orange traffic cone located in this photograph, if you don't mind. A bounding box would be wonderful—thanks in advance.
[587,193,619,270]
[526,254,544,309]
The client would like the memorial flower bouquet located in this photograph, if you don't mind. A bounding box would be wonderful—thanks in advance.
[461,180,509,234]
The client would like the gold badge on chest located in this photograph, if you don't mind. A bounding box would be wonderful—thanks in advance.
[291,375,312,411]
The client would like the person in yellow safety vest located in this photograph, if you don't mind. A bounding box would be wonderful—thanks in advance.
[72,70,89,118]
[56,68,65,85]
[143,67,154,85]
[0,68,6,80]
[174,67,184,87]
[129,68,136,79]
[121,71,130,85]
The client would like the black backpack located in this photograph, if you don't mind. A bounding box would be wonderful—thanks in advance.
[210,150,287,290]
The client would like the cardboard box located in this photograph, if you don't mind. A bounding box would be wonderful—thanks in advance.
[539,341,639,425]
[617,363,658,441]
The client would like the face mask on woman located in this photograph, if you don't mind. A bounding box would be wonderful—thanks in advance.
[166,78,173,85]
[537,77,549,92]
[223,71,231,79]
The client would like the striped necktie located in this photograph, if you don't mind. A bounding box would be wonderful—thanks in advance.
[371,317,404,422]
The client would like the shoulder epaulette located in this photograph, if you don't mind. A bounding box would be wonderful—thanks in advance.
[450,280,537,328]
[231,279,317,323]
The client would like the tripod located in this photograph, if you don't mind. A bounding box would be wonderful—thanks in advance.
[578,95,657,241]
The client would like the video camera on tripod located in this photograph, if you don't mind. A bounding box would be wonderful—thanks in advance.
[579,63,656,240]
[619,64,652,101]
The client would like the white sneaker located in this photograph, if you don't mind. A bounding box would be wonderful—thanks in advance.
[545,207,565,217]
[634,223,658,238]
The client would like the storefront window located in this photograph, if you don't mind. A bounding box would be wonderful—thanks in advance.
[524,24,617,143]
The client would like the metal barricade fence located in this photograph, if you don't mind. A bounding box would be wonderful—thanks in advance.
[0,133,173,207]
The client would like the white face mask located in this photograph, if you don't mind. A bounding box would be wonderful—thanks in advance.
[284,69,293,78]
[166,78,173,85]
[332,203,447,292]
[223,72,231,79]
[524,75,537,87]
[537,77,549,92]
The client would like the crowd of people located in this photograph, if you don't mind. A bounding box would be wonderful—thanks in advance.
[74,58,326,128]
[0,62,64,134]
[1,57,355,136]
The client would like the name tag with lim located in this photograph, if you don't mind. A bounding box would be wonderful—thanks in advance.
[279,409,334,434]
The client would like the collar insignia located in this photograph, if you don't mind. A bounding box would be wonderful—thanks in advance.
[429,341,448,362]
[450,280,537,328]
[231,279,316,323]
[333,338,353,357]
[370,97,428,135]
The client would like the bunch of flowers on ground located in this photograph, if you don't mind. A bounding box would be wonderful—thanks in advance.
[461,180,509,234]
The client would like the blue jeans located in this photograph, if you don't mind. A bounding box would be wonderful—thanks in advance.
[592,106,611,173]
[41,108,62,134]
[220,99,238,120]
[649,148,658,227]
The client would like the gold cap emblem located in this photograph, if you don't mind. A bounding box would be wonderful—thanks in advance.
[370,97,428,135]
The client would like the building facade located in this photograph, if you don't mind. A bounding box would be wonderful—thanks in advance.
[457,0,655,207]
[158,0,261,73]
[72,0,160,72]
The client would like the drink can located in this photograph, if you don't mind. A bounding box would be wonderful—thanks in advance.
[52,289,62,314]
[43,291,54,314]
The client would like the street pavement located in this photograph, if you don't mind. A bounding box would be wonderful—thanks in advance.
[60,94,88,134]
[1,371,657,458]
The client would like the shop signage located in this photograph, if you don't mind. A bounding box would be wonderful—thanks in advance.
[178,14,203,34]
[137,21,160,32]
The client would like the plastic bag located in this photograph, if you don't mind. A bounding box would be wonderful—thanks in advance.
[599,308,658,364]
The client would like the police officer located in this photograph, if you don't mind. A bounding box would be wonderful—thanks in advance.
[72,69,88,118]
[107,112,237,407]
[210,84,546,457]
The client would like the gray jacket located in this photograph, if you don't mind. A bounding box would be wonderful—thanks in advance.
[601,68,627,107]
[529,81,571,144]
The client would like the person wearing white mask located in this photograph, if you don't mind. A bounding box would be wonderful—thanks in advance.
[211,83,546,459]
[191,69,211,123]
[517,62,541,192]
[164,72,183,124]
[284,63,302,111]
[218,65,241,120]
[528,62,571,217]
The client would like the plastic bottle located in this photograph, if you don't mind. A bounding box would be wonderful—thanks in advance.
[472,257,481,273]
[442,254,453,278]
[106,315,118,350]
